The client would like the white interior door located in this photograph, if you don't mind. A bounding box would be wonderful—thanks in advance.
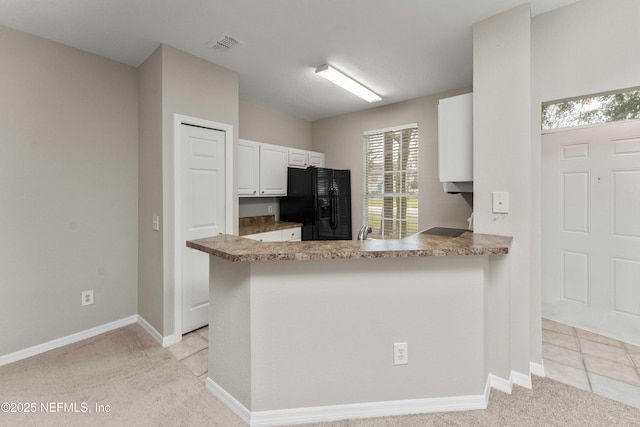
[181,124,226,334]
[542,120,640,345]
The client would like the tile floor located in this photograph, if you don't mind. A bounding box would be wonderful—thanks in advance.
[167,326,209,384]
[169,321,640,409]
[542,318,640,408]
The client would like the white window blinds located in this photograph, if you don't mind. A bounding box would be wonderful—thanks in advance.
[363,124,419,239]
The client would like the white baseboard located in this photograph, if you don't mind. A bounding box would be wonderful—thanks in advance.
[0,315,185,367]
[206,377,486,427]
[0,315,138,367]
[486,366,535,397]
[206,378,251,424]
[512,370,532,389]
[137,316,180,347]
[487,373,514,394]
[530,361,545,377]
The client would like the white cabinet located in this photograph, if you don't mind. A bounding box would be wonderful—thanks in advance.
[243,227,301,242]
[238,140,260,196]
[438,92,473,193]
[288,148,308,168]
[259,143,288,196]
[308,151,325,167]
[281,227,302,241]
[289,148,325,168]
[239,140,325,196]
[239,140,288,197]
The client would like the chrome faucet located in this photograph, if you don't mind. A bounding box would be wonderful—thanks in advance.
[357,225,372,240]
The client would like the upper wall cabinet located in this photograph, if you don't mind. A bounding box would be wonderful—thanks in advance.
[288,148,325,168]
[238,140,260,196]
[438,92,473,193]
[308,151,325,167]
[239,139,288,197]
[259,143,288,196]
[288,148,308,168]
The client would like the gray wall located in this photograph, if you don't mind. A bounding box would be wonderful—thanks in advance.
[240,100,312,149]
[473,4,532,379]
[138,46,165,335]
[0,25,139,355]
[210,255,487,411]
[530,0,640,363]
[4,0,637,371]
[312,91,473,238]
[238,99,313,219]
[138,44,239,336]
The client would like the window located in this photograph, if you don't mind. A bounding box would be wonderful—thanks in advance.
[542,89,640,130]
[363,124,419,240]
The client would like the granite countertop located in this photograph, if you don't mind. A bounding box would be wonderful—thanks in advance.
[238,215,302,236]
[186,229,512,262]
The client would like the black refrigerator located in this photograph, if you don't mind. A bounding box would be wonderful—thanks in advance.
[280,167,352,241]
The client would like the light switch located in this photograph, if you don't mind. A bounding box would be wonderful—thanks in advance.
[492,192,509,214]
[152,215,160,231]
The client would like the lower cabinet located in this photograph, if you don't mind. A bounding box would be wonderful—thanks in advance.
[280,227,302,242]
[243,227,301,242]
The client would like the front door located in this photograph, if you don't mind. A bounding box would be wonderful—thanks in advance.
[542,119,640,345]
[181,124,226,334]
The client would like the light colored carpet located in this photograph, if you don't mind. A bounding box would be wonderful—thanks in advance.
[1,324,639,427]
[0,324,244,427]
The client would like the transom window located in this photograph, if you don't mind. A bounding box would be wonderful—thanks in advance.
[363,124,419,240]
[542,89,640,130]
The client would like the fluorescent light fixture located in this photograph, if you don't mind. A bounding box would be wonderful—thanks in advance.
[315,64,382,103]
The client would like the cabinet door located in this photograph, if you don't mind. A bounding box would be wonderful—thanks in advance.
[438,93,473,183]
[238,140,259,197]
[283,227,302,241]
[308,151,325,167]
[288,148,308,168]
[259,143,288,196]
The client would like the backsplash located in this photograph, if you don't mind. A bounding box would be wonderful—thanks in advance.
[239,197,280,219]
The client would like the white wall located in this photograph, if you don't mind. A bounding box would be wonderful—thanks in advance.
[312,90,473,238]
[530,0,640,363]
[0,26,139,356]
[473,4,531,377]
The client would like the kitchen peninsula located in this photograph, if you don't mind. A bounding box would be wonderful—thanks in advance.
[187,230,512,426]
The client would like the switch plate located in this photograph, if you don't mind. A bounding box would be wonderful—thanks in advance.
[492,192,509,214]
[152,215,160,231]
[394,342,408,365]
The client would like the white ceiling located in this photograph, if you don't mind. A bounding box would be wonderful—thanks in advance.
[0,0,579,121]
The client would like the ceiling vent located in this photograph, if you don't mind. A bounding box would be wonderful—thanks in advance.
[206,34,239,52]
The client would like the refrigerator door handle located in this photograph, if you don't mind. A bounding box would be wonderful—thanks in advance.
[329,187,338,230]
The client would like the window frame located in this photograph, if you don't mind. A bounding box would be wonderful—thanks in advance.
[542,88,640,130]
[363,123,419,240]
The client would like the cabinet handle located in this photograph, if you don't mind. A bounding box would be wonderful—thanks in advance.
[253,190,256,194]
[261,191,264,194]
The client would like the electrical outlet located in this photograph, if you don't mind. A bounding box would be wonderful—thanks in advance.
[152,215,160,231]
[81,290,94,306]
[268,205,273,214]
[394,342,408,365]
